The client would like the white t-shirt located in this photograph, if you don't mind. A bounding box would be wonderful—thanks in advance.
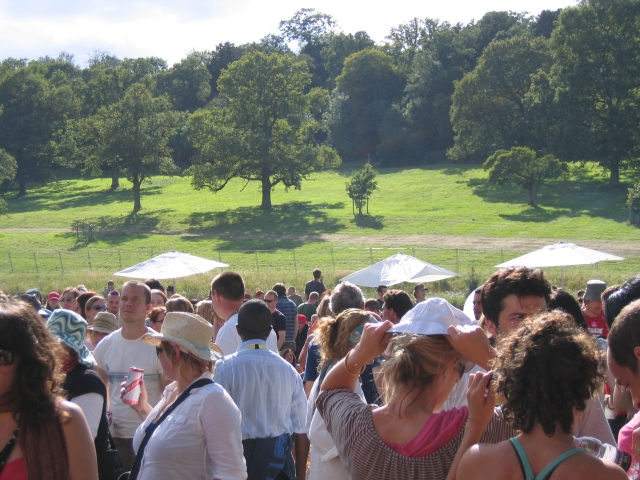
[215,313,278,356]
[93,327,163,438]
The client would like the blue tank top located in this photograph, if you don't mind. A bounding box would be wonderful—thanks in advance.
[509,437,584,480]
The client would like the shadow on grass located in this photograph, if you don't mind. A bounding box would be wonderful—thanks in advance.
[468,176,630,223]
[6,181,164,214]
[181,201,346,249]
[350,214,384,230]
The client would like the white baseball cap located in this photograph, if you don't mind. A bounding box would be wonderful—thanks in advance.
[388,297,473,336]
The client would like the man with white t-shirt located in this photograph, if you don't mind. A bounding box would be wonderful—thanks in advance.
[212,271,278,356]
[94,280,167,470]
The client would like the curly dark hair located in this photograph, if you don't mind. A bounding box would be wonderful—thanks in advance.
[482,267,551,328]
[0,300,66,427]
[493,310,602,436]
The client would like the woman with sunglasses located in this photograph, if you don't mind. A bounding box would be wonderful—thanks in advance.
[122,311,246,479]
[0,300,98,480]
[85,296,108,327]
[306,308,376,480]
[315,298,514,480]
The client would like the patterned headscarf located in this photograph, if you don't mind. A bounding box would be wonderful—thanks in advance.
[46,309,96,367]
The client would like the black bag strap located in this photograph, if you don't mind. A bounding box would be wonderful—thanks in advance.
[128,378,213,480]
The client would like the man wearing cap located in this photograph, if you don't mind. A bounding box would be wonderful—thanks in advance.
[212,271,278,356]
[583,280,609,338]
[413,284,427,303]
[26,288,43,304]
[446,266,616,445]
[88,311,118,350]
[215,300,308,480]
[47,291,60,310]
[93,280,167,470]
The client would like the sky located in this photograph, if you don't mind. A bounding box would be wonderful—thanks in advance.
[0,0,579,66]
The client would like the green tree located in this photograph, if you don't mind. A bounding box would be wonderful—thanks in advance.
[320,31,375,88]
[449,35,553,162]
[156,53,212,112]
[68,83,179,211]
[0,146,17,214]
[188,51,340,211]
[484,146,566,206]
[0,60,80,195]
[549,0,640,186]
[346,163,378,215]
[330,49,403,160]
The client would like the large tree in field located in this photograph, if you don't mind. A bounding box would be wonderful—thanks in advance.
[549,0,640,186]
[71,82,179,211]
[449,35,553,162]
[188,51,340,211]
[484,147,566,206]
[0,60,79,195]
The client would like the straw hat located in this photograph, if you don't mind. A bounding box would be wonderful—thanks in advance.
[141,311,222,361]
[89,312,118,334]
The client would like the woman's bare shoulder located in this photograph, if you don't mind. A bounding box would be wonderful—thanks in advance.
[568,455,628,480]
[457,441,517,480]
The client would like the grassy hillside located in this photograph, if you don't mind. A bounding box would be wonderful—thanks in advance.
[1,163,638,299]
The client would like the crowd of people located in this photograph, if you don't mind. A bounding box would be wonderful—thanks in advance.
[3,265,640,479]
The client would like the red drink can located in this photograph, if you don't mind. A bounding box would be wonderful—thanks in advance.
[123,367,144,405]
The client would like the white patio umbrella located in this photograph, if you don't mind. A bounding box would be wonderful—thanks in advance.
[113,250,229,279]
[340,253,459,288]
[495,242,624,287]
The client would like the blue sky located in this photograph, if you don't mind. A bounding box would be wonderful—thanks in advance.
[0,0,578,66]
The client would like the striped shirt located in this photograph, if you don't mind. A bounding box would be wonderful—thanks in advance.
[277,297,298,341]
[214,339,308,440]
[316,389,515,480]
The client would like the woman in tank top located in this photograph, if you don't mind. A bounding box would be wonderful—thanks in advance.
[453,310,626,480]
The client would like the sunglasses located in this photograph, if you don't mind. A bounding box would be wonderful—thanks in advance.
[91,305,108,311]
[265,299,275,303]
[61,297,76,303]
[0,350,15,366]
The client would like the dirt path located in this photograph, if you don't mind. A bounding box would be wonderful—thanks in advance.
[1,227,637,255]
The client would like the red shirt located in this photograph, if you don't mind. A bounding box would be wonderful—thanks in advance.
[582,308,608,338]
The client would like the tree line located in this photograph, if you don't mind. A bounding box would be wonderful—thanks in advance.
[0,0,637,213]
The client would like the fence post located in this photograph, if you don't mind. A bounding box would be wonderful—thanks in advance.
[218,251,222,263]
[7,252,13,273]
[118,250,122,269]
[33,253,39,273]
[292,249,297,274]
[501,248,504,263]
[369,247,374,264]
[88,252,92,270]
[456,249,459,271]
[58,251,64,272]
[330,248,336,272]
[412,247,416,257]
[254,251,259,273]
[150,249,154,258]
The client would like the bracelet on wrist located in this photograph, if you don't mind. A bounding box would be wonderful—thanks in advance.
[344,350,365,377]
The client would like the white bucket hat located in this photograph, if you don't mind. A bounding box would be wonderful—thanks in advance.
[388,297,474,336]
[141,311,222,361]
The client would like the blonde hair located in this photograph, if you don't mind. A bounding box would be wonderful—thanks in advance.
[382,335,461,417]
[316,309,371,366]
[161,342,213,378]
[165,295,194,313]
[316,295,332,318]
[196,300,215,324]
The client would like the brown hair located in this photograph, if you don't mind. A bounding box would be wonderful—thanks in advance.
[85,295,105,313]
[495,311,602,435]
[196,300,215,324]
[151,289,167,305]
[148,306,166,324]
[609,299,640,374]
[382,335,461,417]
[161,341,213,378]
[0,300,66,426]
[316,309,371,366]
[316,295,332,319]
[165,295,194,313]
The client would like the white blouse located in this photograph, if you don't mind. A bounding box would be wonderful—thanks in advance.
[133,372,247,480]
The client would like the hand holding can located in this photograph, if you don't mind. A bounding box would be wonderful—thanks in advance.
[122,367,144,405]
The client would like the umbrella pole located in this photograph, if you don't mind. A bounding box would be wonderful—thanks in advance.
[561,267,565,289]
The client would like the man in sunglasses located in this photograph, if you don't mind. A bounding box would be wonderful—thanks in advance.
[446,266,616,445]
[265,290,287,350]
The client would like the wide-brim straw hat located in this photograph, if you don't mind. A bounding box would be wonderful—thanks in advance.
[141,311,222,362]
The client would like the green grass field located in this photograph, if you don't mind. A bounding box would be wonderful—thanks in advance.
[1,163,639,302]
